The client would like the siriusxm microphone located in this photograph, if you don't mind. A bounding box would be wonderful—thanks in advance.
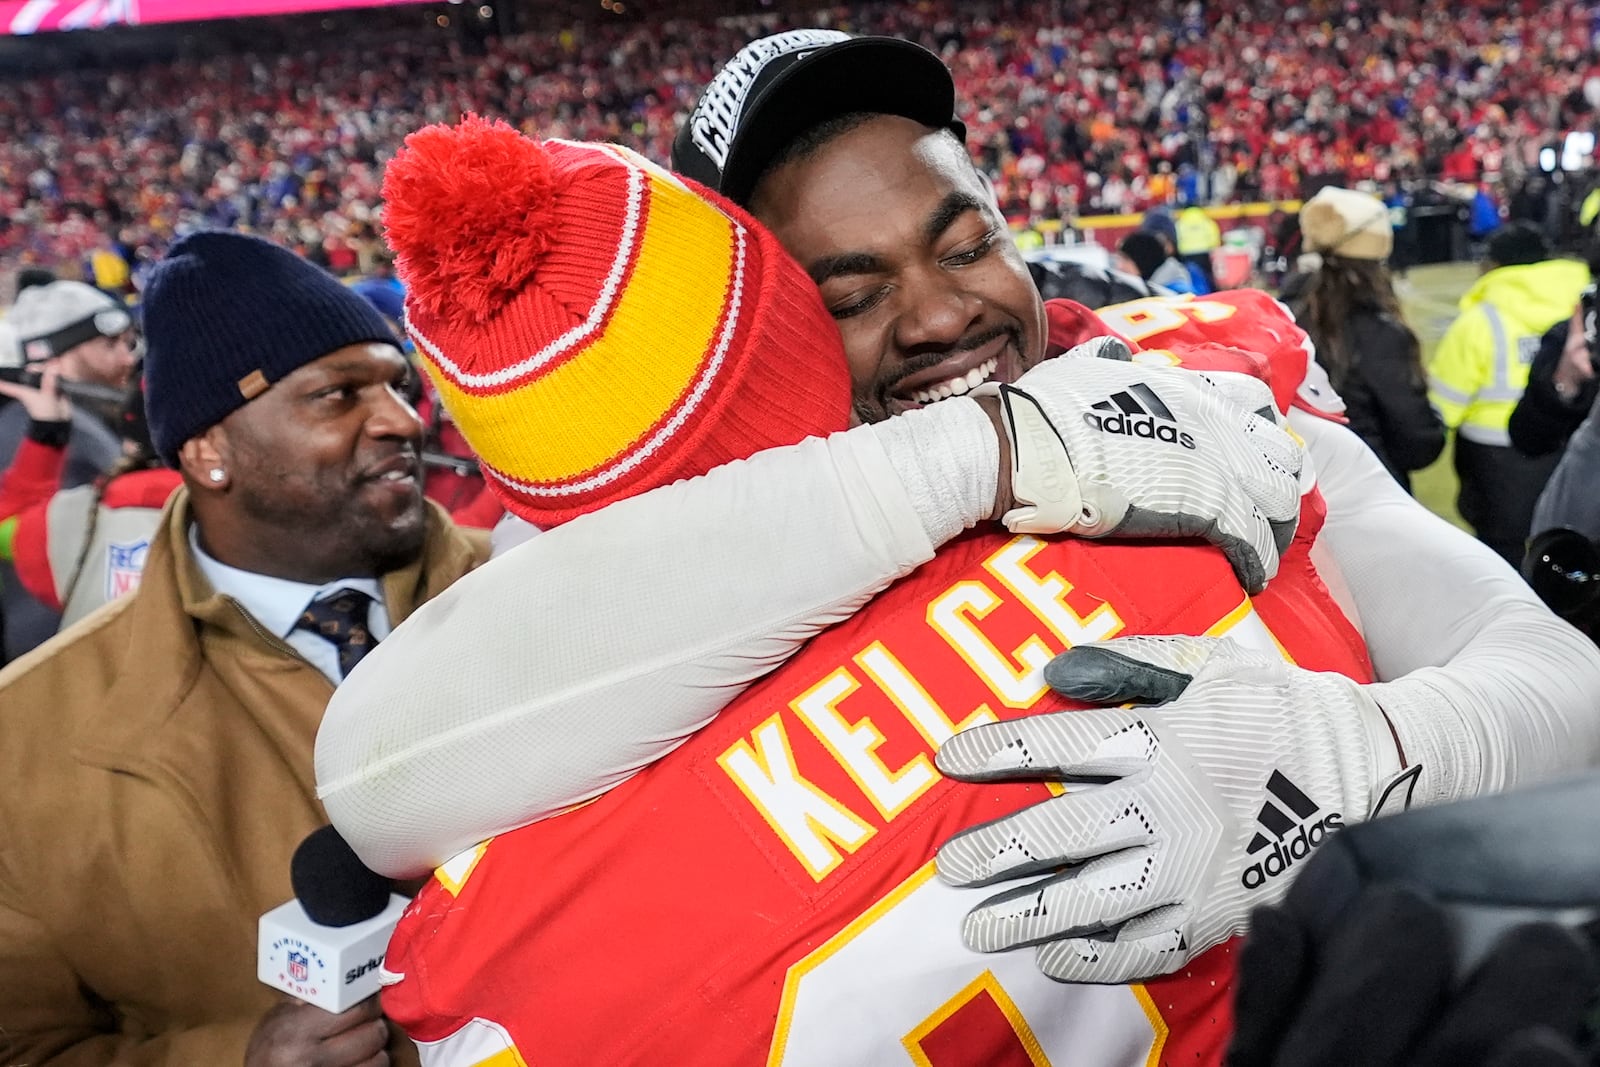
[258,825,410,1012]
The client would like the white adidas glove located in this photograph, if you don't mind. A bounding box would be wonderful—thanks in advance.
[986,338,1303,594]
[933,635,1422,984]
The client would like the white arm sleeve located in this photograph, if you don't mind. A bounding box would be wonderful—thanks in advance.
[1297,409,1600,807]
[317,399,999,877]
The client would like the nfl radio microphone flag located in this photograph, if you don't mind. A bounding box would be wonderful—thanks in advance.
[258,825,409,1012]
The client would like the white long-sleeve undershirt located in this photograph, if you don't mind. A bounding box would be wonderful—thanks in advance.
[316,398,999,877]
[317,404,1600,879]
[1292,409,1600,806]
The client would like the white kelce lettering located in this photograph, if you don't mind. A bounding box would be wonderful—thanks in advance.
[927,581,1051,708]
[984,536,1125,648]
[791,668,938,821]
[853,642,997,749]
[717,715,875,880]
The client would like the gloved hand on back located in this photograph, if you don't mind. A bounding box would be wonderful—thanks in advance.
[989,338,1303,594]
[933,634,1421,984]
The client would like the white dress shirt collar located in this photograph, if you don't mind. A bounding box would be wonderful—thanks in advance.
[188,524,389,684]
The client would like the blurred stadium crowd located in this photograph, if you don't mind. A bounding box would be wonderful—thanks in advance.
[4,0,1599,286]
[8,0,1600,1060]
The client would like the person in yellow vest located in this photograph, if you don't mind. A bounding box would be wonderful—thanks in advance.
[1175,203,1222,292]
[1428,222,1590,566]
[1012,225,1044,253]
[1579,184,1600,230]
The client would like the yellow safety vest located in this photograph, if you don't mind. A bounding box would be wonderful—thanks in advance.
[1428,259,1591,445]
[1582,187,1600,229]
[1175,209,1221,256]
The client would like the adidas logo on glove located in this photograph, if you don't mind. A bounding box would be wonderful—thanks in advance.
[1240,770,1344,890]
[1081,384,1196,449]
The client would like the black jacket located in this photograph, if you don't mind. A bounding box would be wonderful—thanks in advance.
[1027,258,1163,308]
[1287,296,1445,490]
[1509,320,1599,458]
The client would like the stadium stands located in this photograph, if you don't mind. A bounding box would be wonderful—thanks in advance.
[3,0,1597,283]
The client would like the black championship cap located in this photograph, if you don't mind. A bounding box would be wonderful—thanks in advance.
[671,29,966,207]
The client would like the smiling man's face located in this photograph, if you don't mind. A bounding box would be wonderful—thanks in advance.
[749,115,1047,424]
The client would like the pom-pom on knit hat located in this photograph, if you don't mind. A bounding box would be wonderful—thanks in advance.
[382,115,852,527]
[1299,186,1394,262]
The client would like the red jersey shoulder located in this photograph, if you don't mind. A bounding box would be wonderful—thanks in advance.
[381,529,1371,1066]
[1044,293,1347,421]
[99,469,182,511]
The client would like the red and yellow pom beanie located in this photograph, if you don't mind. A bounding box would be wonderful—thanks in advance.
[381,115,852,526]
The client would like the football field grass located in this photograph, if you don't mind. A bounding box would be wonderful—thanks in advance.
[1389,262,1480,531]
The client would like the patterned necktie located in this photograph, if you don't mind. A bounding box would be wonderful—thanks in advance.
[295,590,377,680]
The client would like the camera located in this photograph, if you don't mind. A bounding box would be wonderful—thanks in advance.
[0,364,43,389]
[1523,527,1600,643]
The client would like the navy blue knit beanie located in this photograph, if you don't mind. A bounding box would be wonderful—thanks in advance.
[143,231,399,467]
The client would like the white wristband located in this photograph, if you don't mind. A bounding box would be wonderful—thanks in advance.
[971,381,1085,535]
[871,398,999,547]
[1369,673,1481,808]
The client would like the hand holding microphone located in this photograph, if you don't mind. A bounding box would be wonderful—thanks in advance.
[245,997,390,1067]
[249,826,411,1067]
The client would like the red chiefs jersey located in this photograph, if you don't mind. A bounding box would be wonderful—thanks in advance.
[1047,289,1344,423]
[382,295,1372,1067]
